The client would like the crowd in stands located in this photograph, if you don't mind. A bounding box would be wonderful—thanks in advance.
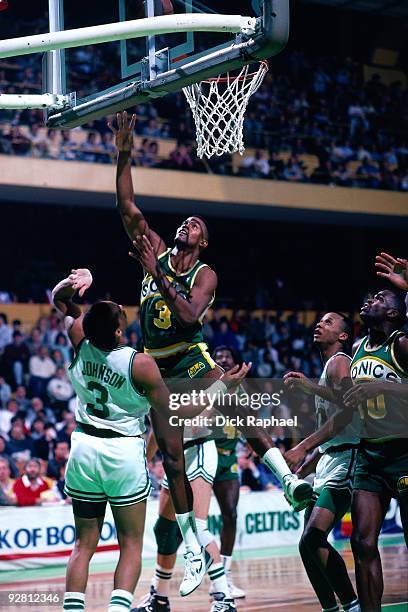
[1,304,359,504]
[0,16,407,191]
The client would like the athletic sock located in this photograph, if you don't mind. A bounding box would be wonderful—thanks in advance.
[262,447,292,483]
[221,555,232,572]
[108,589,133,611]
[175,511,201,553]
[154,565,173,598]
[342,599,360,612]
[208,562,231,598]
[63,592,85,611]
[322,606,340,612]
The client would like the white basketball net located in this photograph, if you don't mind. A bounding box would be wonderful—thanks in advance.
[183,61,268,159]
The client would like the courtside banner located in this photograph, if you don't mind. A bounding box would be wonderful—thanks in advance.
[0,491,302,571]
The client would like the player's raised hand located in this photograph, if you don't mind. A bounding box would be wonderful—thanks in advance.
[129,235,159,276]
[375,252,408,291]
[108,111,136,152]
[283,371,314,394]
[68,268,93,297]
[221,362,252,389]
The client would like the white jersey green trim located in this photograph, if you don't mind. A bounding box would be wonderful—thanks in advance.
[316,352,360,453]
[68,340,150,436]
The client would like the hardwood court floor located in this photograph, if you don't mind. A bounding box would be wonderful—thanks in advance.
[0,539,407,611]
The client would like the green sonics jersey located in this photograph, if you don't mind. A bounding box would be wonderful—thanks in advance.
[351,330,408,440]
[140,248,215,359]
[213,385,246,451]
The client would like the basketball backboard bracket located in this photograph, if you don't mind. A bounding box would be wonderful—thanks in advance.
[46,0,289,128]
[0,0,289,128]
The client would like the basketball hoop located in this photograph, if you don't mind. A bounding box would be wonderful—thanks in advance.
[183,60,268,159]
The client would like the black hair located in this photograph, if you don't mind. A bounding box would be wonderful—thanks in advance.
[385,288,407,326]
[0,313,8,324]
[332,311,353,345]
[83,301,123,350]
[195,216,210,243]
[212,345,242,366]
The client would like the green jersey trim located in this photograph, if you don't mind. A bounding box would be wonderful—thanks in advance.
[69,337,86,371]
[128,350,147,397]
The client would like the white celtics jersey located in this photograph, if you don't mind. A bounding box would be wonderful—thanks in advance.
[69,340,150,436]
[315,352,360,453]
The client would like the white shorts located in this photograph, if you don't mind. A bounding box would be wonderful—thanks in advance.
[313,447,358,496]
[65,431,151,506]
[162,438,218,490]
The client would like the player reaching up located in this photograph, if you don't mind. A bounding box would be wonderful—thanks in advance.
[284,313,360,612]
[52,268,249,612]
[343,281,408,612]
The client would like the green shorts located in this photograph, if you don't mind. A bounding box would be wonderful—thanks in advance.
[155,343,216,379]
[354,438,408,498]
[305,487,351,524]
[214,451,239,483]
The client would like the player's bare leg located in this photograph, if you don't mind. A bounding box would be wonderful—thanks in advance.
[300,503,358,612]
[109,501,147,610]
[397,478,408,547]
[212,479,245,599]
[351,489,390,612]
[64,513,104,611]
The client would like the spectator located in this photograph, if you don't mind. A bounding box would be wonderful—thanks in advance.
[47,366,74,415]
[0,313,12,353]
[168,143,194,171]
[240,150,270,178]
[237,450,263,491]
[29,345,56,398]
[1,330,30,388]
[26,396,55,427]
[59,130,77,161]
[13,458,50,506]
[14,385,30,412]
[6,420,35,456]
[212,320,239,350]
[0,457,16,504]
[47,439,70,479]
[0,398,19,437]
[0,376,12,407]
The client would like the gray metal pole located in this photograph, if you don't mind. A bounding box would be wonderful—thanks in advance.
[146,0,157,81]
[48,0,66,95]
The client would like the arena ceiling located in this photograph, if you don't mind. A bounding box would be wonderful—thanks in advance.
[300,0,408,19]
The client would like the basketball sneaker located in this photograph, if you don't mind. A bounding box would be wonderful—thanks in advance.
[283,474,313,511]
[210,593,237,612]
[209,571,245,599]
[179,546,206,597]
[131,587,170,612]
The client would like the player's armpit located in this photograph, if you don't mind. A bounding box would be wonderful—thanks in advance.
[66,315,85,351]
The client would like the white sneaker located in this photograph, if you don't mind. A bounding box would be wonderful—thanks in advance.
[210,593,236,612]
[210,572,245,599]
[283,474,313,511]
[179,547,205,597]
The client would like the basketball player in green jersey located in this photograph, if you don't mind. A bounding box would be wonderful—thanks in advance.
[110,110,312,507]
[52,268,249,612]
[211,346,245,600]
[342,283,408,612]
[284,313,360,612]
[110,110,312,610]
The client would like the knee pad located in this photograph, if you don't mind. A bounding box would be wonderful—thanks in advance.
[397,476,408,497]
[196,518,215,549]
[154,516,182,555]
[301,527,329,552]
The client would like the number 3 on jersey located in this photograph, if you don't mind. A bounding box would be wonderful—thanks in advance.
[86,381,109,418]
[154,300,172,329]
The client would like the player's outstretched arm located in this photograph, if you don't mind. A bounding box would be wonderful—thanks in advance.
[52,268,92,349]
[283,371,335,402]
[108,111,166,255]
[131,234,218,326]
[285,355,353,469]
[375,251,408,291]
[132,353,251,419]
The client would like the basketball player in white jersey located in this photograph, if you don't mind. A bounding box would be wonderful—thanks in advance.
[52,268,250,612]
[284,312,361,612]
